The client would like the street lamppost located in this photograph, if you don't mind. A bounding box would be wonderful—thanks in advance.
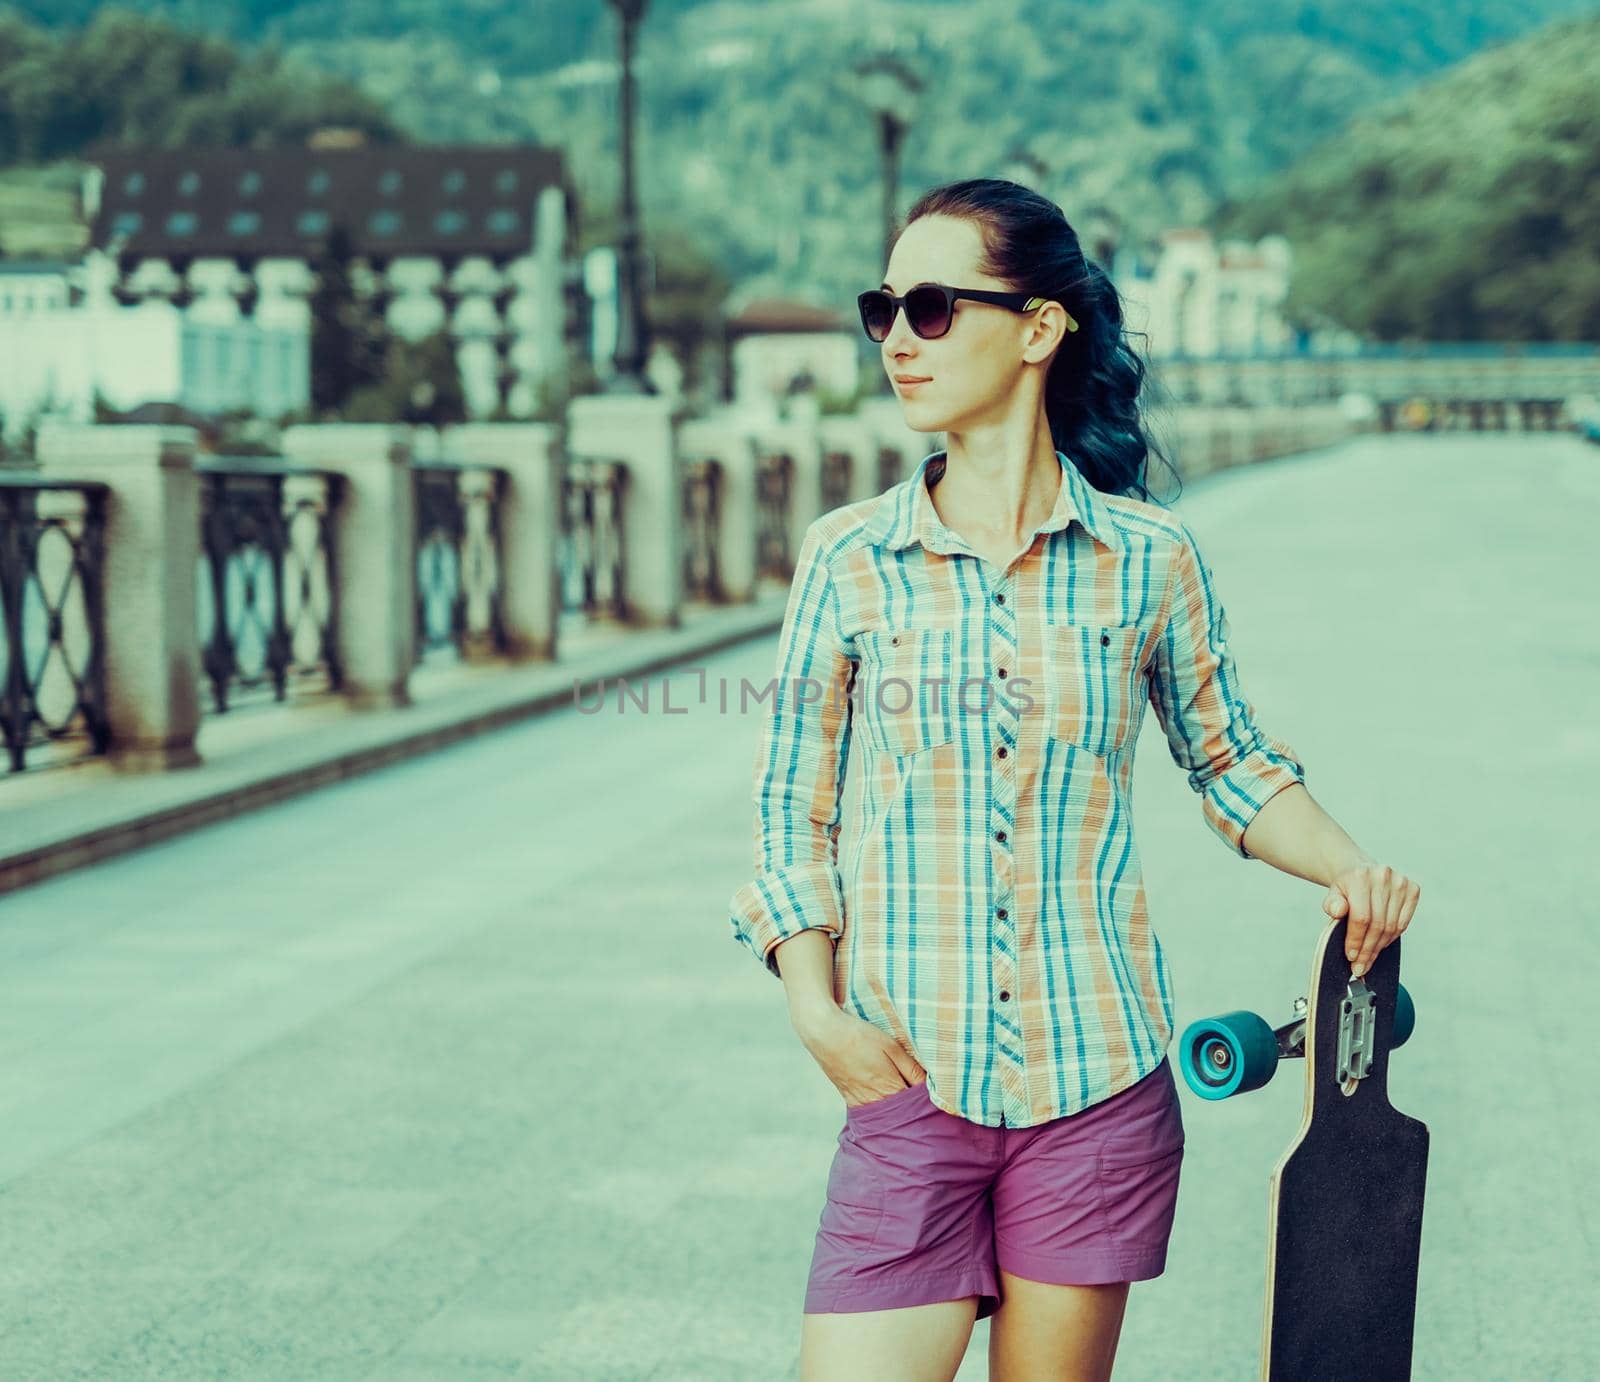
[603,0,654,394]
[850,54,923,284]
[849,54,922,392]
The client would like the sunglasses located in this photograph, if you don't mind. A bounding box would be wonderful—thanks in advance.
[857,283,1079,342]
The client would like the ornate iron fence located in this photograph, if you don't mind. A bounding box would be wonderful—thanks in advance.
[559,457,626,618]
[413,463,509,662]
[755,450,792,579]
[877,445,901,494]
[196,458,344,713]
[681,456,722,602]
[0,476,110,773]
[820,448,852,514]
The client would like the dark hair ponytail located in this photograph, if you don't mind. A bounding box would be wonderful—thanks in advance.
[899,177,1180,504]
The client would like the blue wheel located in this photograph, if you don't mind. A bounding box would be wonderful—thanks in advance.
[1178,1011,1279,1100]
[1392,982,1415,1049]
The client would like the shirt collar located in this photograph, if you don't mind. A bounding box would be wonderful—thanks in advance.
[863,448,1121,554]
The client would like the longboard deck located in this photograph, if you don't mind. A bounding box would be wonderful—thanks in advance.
[1261,918,1429,1381]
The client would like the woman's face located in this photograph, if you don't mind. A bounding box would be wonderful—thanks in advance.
[878,214,1063,435]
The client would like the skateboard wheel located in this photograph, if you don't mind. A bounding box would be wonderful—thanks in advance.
[1177,1011,1278,1100]
[1392,982,1415,1049]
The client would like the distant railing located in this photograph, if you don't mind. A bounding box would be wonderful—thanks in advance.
[1154,343,1600,411]
[560,457,627,619]
[821,448,852,513]
[1161,341,1600,361]
[196,458,345,713]
[755,449,792,579]
[681,456,722,602]
[1374,397,1568,432]
[413,462,509,662]
[0,476,110,773]
[877,445,901,494]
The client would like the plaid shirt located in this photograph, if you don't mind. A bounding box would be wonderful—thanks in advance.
[727,449,1306,1127]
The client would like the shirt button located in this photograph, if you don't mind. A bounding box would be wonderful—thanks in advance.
[994,593,1005,605]
[996,907,1008,919]
[996,746,1007,759]
[1100,632,1110,646]
[891,634,901,645]
[999,990,1011,1002]
[997,667,1007,678]
[995,830,1006,843]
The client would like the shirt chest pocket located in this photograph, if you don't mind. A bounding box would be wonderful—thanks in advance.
[854,628,956,757]
[1043,621,1145,756]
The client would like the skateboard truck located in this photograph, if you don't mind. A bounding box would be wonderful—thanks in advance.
[1335,978,1376,1084]
[1177,977,1412,1100]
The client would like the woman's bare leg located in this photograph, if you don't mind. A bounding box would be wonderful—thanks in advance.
[800,1296,979,1382]
[986,1269,1131,1381]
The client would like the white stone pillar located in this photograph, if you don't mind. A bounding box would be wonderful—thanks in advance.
[753,419,823,577]
[566,393,686,628]
[818,415,880,506]
[856,395,940,485]
[279,423,416,709]
[441,421,564,660]
[34,421,202,771]
[678,414,759,603]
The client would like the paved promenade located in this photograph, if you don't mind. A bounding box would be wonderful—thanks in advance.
[0,433,1594,1378]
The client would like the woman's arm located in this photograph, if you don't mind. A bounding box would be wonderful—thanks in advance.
[1242,783,1421,978]
[1145,518,1308,858]
[1147,520,1420,977]
[726,521,855,988]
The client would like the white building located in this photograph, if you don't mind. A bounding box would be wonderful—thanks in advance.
[1118,229,1317,358]
[723,297,861,415]
[0,258,306,444]
[78,139,581,421]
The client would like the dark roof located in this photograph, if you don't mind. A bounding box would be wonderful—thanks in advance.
[83,144,573,263]
[727,298,847,336]
[103,401,225,440]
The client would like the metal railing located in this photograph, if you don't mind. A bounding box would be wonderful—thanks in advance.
[559,457,627,619]
[681,456,722,602]
[196,457,344,713]
[755,450,792,579]
[0,476,110,773]
[820,448,852,514]
[877,445,901,494]
[413,462,509,661]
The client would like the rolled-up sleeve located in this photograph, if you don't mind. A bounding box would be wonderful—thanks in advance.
[1146,520,1306,858]
[727,522,855,977]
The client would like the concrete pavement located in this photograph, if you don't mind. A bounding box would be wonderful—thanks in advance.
[0,432,1594,1377]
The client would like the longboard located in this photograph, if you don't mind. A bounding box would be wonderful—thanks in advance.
[1178,917,1429,1380]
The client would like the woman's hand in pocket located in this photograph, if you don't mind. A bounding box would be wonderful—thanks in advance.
[792,1004,927,1108]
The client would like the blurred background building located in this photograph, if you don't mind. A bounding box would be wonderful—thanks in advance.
[75,139,579,422]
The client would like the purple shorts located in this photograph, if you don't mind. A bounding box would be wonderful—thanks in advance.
[804,1056,1186,1319]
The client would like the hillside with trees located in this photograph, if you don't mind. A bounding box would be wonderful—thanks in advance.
[1216,13,1600,339]
[3,1,1595,342]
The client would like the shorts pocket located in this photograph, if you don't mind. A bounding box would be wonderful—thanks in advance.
[844,1076,930,1129]
[1095,1137,1185,1264]
[1094,1072,1185,1269]
[1044,621,1144,755]
[855,629,956,757]
[824,1133,888,1214]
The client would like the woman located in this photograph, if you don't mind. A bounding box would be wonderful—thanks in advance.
[726,178,1420,1382]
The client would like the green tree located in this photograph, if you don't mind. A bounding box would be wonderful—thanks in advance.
[1216,14,1600,341]
[342,329,468,426]
[0,6,399,167]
